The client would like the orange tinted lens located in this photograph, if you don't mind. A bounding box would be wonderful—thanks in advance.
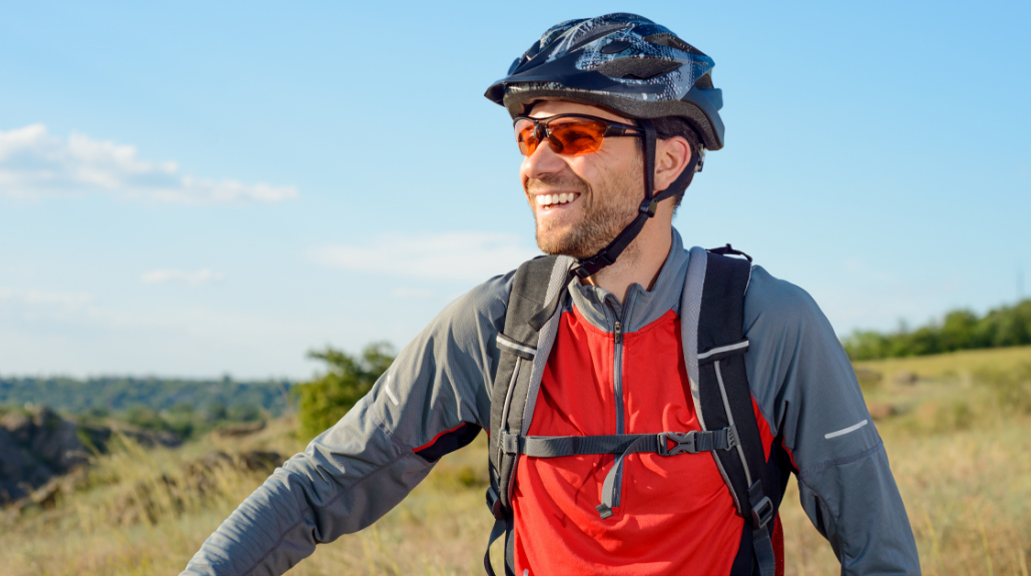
[514,119,539,156]
[547,119,607,155]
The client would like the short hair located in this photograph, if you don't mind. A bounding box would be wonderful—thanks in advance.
[640,116,702,209]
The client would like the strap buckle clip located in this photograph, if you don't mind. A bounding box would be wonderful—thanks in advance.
[657,431,696,456]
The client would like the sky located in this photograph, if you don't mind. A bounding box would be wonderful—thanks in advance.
[1,1,1028,379]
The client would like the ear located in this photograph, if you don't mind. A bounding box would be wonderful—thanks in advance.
[653,136,692,193]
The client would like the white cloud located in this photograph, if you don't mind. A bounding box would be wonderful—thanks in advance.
[311,231,540,282]
[140,268,224,286]
[0,124,297,204]
[0,287,93,309]
[389,287,437,299]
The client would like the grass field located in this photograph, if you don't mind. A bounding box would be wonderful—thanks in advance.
[3,345,1031,575]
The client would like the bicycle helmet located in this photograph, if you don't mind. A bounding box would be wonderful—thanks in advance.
[485,13,725,278]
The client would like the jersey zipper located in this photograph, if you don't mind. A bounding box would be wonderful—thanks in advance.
[613,319,624,434]
[610,291,640,510]
[611,317,625,507]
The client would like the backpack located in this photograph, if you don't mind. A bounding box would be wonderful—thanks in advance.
[483,246,779,576]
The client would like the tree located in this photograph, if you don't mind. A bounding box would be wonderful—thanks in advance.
[293,343,395,440]
[941,310,978,351]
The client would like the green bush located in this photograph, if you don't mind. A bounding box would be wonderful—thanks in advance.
[124,405,174,433]
[293,343,395,441]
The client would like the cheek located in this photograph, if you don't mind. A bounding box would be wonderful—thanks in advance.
[574,155,626,192]
[563,157,599,184]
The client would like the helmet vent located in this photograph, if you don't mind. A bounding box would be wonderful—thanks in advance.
[600,40,632,54]
[694,73,714,90]
[566,21,634,52]
[596,57,681,81]
[642,33,704,55]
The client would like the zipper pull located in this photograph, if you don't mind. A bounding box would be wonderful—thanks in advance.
[614,320,623,344]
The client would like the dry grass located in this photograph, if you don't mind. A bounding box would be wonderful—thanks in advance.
[0,418,498,576]
[4,346,1031,575]
[853,344,1031,384]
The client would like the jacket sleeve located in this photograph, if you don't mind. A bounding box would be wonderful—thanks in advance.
[743,266,921,575]
[180,272,513,576]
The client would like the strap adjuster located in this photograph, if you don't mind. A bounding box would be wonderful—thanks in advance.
[751,495,774,529]
[486,486,505,521]
[639,198,659,217]
[657,431,696,456]
[748,479,774,529]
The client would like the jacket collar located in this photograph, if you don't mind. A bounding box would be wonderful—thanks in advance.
[566,227,691,333]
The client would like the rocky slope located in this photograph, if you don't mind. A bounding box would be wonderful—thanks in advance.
[0,406,179,505]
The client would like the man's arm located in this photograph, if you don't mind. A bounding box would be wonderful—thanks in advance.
[744,266,921,575]
[180,272,513,576]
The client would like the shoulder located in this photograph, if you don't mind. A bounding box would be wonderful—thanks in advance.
[743,265,834,343]
[459,269,518,310]
[433,269,518,335]
[741,265,865,444]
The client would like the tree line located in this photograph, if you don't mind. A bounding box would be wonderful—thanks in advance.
[843,299,1031,361]
[0,376,293,440]
[0,375,292,415]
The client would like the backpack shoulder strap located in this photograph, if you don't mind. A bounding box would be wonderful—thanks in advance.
[487,255,563,499]
[485,254,567,576]
[685,246,777,576]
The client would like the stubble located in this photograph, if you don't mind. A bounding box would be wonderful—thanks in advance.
[528,164,642,260]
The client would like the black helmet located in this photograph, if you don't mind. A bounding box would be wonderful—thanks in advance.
[485,13,724,150]
[485,14,725,278]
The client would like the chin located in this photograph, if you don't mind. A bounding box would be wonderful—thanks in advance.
[535,232,593,260]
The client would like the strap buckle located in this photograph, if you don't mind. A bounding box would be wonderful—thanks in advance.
[657,431,696,456]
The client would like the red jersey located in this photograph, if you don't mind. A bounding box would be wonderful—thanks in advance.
[512,306,755,575]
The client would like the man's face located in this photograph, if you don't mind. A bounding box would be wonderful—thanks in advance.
[520,100,643,259]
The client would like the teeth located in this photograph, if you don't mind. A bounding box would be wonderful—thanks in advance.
[536,193,576,207]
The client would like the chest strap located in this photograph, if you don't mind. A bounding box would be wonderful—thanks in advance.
[501,426,737,519]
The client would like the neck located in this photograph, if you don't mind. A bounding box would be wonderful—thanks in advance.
[582,215,673,304]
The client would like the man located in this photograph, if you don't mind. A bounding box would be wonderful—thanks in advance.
[182,13,920,576]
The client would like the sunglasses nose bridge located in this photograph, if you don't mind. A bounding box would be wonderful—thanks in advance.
[536,119,569,154]
[525,120,562,156]
[532,121,547,144]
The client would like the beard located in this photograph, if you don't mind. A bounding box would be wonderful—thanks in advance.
[527,164,642,260]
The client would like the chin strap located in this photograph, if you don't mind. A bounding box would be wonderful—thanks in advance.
[570,119,701,279]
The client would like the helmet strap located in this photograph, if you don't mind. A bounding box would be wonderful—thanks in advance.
[570,119,700,279]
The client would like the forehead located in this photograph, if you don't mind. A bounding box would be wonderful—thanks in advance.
[526,99,634,124]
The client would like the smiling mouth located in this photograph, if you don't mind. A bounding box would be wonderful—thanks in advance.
[535,192,580,210]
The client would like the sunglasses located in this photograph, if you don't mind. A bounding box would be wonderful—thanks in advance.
[513,114,642,157]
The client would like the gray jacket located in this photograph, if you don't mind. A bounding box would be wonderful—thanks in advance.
[182,229,919,575]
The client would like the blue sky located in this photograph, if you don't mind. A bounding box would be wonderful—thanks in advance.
[1,1,1028,379]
